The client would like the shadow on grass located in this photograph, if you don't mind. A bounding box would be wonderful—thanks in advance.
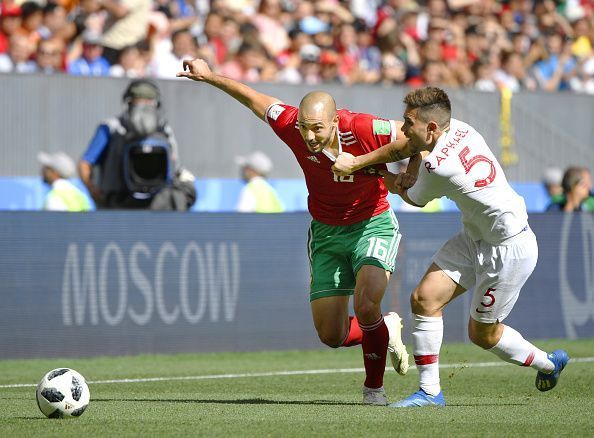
[93,398,360,406]
[446,403,528,407]
[94,398,530,407]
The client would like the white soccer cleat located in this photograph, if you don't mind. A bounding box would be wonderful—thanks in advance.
[384,312,409,376]
[362,386,388,406]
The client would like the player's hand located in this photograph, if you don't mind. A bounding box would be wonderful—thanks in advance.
[379,170,415,194]
[397,172,417,190]
[176,58,213,82]
[379,170,400,194]
[332,152,358,176]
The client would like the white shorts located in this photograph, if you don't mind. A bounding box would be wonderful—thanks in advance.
[433,226,538,324]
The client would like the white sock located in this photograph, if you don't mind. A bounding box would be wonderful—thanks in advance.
[489,325,554,373]
[412,314,443,396]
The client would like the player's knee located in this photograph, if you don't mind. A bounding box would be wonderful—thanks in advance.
[410,288,439,315]
[354,298,381,321]
[316,329,344,348]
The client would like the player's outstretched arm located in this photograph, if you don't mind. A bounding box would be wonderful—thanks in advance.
[332,124,413,176]
[177,58,282,121]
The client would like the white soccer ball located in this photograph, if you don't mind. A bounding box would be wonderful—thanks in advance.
[36,368,90,418]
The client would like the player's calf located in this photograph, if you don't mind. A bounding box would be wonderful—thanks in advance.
[468,321,503,349]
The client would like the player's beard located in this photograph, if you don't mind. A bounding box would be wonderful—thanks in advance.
[310,125,336,154]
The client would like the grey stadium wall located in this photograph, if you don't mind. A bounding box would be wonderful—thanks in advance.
[0,74,593,182]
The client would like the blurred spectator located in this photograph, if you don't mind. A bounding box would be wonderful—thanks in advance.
[19,1,43,45]
[203,13,234,65]
[355,21,382,83]
[569,54,594,94]
[70,0,104,39]
[38,2,76,43]
[0,0,592,94]
[336,23,360,84]
[79,79,195,210]
[542,166,564,204]
[235,151,283,213]
[546,166,593,212]
[0,3,22,54]
[38,151,91,212]
[0,33,36,73]
[379,52,406,86]
[570,16,592,56]
[295,43,322,84]
[100,0,151,65]
[34,38,65,73]
[465,25,490,65]
[68,30,110,76]
[152,29,198,79]
[418,59,453,87]
[531,33,577,91]
[473,58,498,92]
[298,43,323,84]
[220,40,274,83]
[252,0,289,57]
[319,49,341,84]
[109,43,146,77]
[493,51,537,92]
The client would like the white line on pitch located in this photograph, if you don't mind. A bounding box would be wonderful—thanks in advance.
[2,357,593,389]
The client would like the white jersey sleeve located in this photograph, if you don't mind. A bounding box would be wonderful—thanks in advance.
[406,167,446,207]
[407,119,528,244]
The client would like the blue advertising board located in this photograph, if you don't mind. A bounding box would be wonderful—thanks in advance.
[0,212,592,359]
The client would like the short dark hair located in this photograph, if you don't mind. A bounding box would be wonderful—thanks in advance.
[561,167,587,193]
[403,87,451,128]
[21,1,42,18]
[171,29,197,47]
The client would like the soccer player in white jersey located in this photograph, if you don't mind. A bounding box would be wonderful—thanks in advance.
[331,87,569,407]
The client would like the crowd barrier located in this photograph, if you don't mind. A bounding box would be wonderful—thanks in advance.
[0,211,592,359]
[0,177,552,212]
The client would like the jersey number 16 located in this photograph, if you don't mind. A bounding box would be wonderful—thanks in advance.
[333,174,354,183]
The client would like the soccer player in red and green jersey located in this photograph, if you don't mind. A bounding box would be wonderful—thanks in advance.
[178,58,416,405]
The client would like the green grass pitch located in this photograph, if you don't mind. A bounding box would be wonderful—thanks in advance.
[1,338,593,437]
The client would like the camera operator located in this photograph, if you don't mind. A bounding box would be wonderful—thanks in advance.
[79,79,195,210]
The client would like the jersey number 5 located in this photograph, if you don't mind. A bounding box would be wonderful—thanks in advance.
[458,146,496,187]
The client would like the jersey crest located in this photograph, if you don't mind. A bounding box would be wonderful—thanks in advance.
[372,119,391,135]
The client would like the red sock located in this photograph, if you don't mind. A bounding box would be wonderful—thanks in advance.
[360,316,389,389]
[341,316,363,347]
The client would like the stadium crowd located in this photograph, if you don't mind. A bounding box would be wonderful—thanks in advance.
[0,0,593,91]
